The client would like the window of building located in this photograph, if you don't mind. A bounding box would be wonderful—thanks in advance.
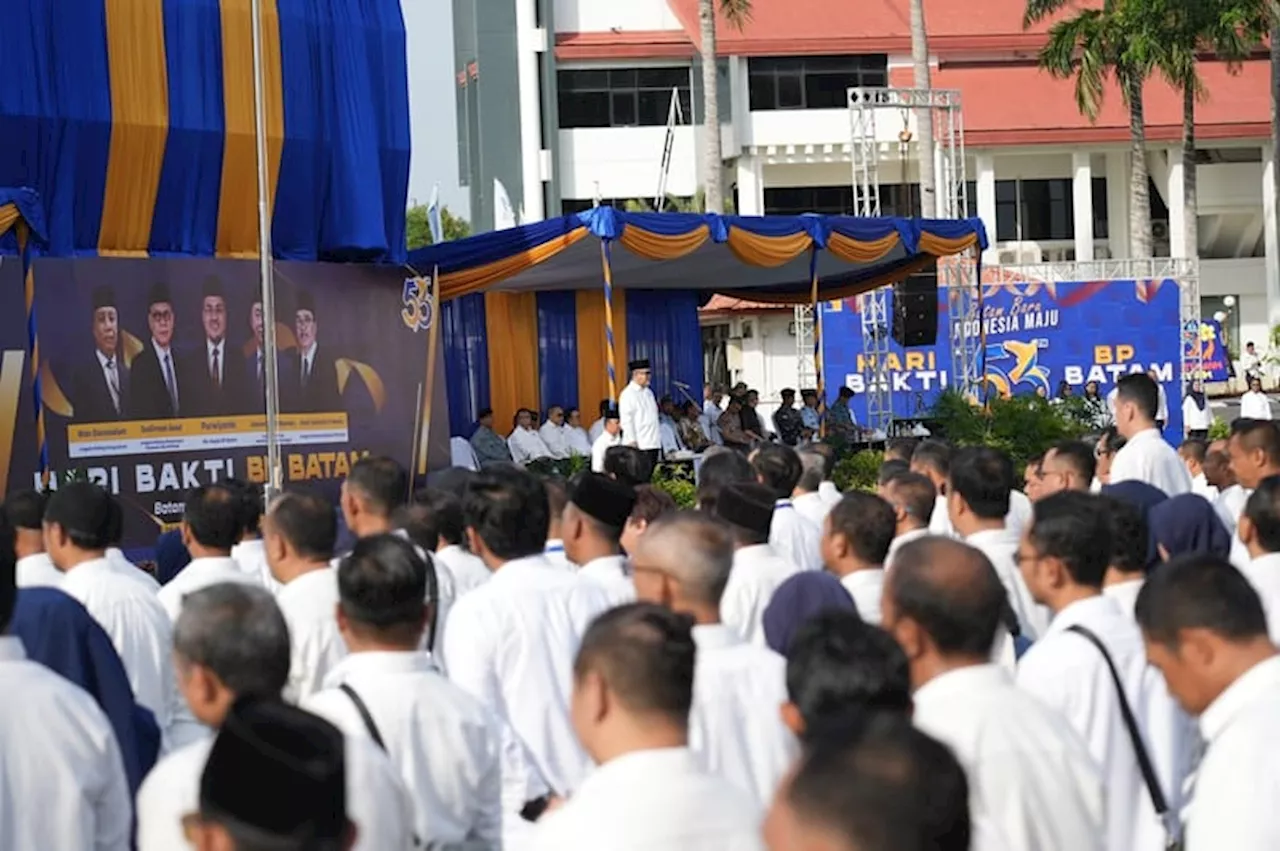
[764,183,975,218]
[748,56,888,111]
[557,68,692,129]
[993,178,1109,242]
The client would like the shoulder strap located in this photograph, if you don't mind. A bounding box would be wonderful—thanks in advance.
[339,683,386,752]
[1066,624,1169,816]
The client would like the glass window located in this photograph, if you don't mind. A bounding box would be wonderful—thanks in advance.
[747,55,889,111]
[612,92,638,126]
[994,181,1018,242]
[557,68,692,129]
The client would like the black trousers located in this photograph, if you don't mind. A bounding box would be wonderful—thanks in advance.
[1188,429,1209,440]
[640,449,660,479]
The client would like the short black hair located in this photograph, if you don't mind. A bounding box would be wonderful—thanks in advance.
[574,603,697,725]
[888,537,1007,657]
[477,407,494,420]
[267,491,337,562]
[885,438,919,463]
[4,490,47,531]
[1244,475,1280,553]
[413,488,466,546]
[544,478,569,521]
[105,497,124,546]
[752,444,803,498]
[948,447,1013,519]
[230,479,265,538]
[787,714,971,851]
[338,534,435,633]
[184,485,243,552]
[1028,491,1113,588]
[630,485,677,525]
[1230,419,1280,467]
[881,471,936,527]
[464,468,548,560]
[808,442,837,480]
[1135,553,1269,648]
[1098,426,1127,455]
[786,611,910,742]
[603,446,650,488]
[392,503,440,555]
[877,459,910,486]
[827,492,896,565]
[1103,497,1152,575]
[695,450,755,515]
[1116,372,1159,420]
[346,456,409,518]
[44,482,113,550]
[1050,441,1097,484]
[1179,439,1208,464]
[911,439,952,477]
[428,467,477,500]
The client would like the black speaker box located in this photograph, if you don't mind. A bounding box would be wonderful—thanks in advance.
[892,272,938,347]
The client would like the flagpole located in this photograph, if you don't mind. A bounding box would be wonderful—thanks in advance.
[250,0,283,500]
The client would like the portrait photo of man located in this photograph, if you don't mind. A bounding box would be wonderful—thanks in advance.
[243,296,295,413]
[290,289,340,413]
[191,276,248,416]
[70,285,130,423]
[129,281,193,419]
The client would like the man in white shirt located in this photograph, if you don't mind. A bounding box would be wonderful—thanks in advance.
[1016,491,1193,851]
[1235,476,1280,641]
[878,469,935,569]
[103,500,162,592]
[0,560,132,851]
[1135,554,1280,850]
[753,445,823,572]
[1226,419,1280,567]
[263,490,348,703]
[620,484,678,558]
[713,482,801,645]
[223,479,276,592]
[136,583,414,851]
[1109,372,1192,496]
[534,603,763,851]
[563,473,637,605]
[1100,495,1160,620]
[443,467,613,801]
[157,485,259,622]
[631,512,797,808]
[409,488,491,597]
[1037,440,1097,498]
[45,482,188,749]
[791,449,834,529]
[304,535,503,848]
[564,407,594,457]
[618,358,661,468]
[543,478,575,569]
[1180,439,1219,500]
[590,406,624,473]
[508,408,554,465]
[912,439,957,538]
[539,405,573,459]
[949,447,1048,640]
[1146,368,1170,430]
[883,536,1106,851]
[821,492,894,625]
[6,490,62,588]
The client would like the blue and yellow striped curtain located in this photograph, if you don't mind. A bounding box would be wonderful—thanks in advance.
[537,291,579,413]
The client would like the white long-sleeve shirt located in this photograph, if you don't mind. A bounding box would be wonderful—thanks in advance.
[509,427,553,465]
[720,544,801,646]
[966,528,1051,641]
[275,567,348,704]
[539,421,573,459]
[578,555,636,606]
[618,381,661,450]
[768,499,823,572]
[1109,428,1193,496]
[1241,552,1280,644]
[1240,390,1273,420]
[0,637,132,851]
[591,429,622,473]
[155,556,259,622]
[840,569,886,625]
[16,551,62,588]
[1182,397,1214,431]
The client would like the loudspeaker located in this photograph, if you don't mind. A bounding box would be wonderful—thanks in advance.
[892,273,938,347]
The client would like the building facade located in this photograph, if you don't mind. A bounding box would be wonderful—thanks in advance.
[455,0,1275,391]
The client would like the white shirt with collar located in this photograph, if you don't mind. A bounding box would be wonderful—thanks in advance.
[929,493,957,537]
[690,624,797,808]
[532,747,764,851]
[914,663,1106,851]
[791,491,832,528]
[95,349,123,414]
[205,338,225,385]
[721,544,801,647]
[1183,396,1214,431]
[509,427,553,465]
[441,554,612,798]
[303,651,503,848]
[275,567,348,704]
[1102,579,1145,621]
[1005,490,1034,538]
[1184,655,1280,850]
[1216,484,1252,568]
[618,381,661,450]
[565,425,593,457]
[966,527,1050,641]
[1016,595,1195,851]
[156,556,259,622]
[1190,472,1219,501]
[436,544,491,597]
[817,480,841,506]
[768,499,822,572]
[152,339,180,407]
[591,429,622,472]
[136,720,415,851]
[299,340,318,379]
[16,551,62,588]
[544,539,575,571]
[886,527,930,570]
[106,547,162,592]
[1240,390,1273,420]
[231,539,280,594]
[578,554,635,606]
[539,420,573,459]
[1240,552,1280,644]
[1109,428,1193,496]
[0,637,132,851]
[588,418,605,444]
[839,568,886,625]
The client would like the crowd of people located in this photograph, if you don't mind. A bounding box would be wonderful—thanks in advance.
[6,369,1280,849]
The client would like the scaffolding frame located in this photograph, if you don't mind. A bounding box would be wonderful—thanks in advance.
[846,87,974,434]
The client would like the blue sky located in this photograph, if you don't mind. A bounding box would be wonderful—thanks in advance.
[404,1,469,218]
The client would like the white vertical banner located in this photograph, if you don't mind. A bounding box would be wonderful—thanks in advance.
[494,178,517,230]
[427,183,443,245]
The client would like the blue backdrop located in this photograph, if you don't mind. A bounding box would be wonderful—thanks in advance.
[822,278,1188,439]
[626,289,703,403]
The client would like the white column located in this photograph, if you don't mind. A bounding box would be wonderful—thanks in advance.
[515,0,545,222]
[1106,151,1131,259]
[1071,152,1095,261]
[1264,144,1280,326]
[975,153,997,263]
[736,155,765,216]
[1166,148,1187,258]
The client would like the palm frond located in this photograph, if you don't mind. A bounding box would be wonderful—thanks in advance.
[718,0,753,29]
[1023,0,1073,28]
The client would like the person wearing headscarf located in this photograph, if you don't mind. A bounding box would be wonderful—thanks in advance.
[8,587,161,795]
[153,528,191,586]
[1149,493,1232,562]
[1181,381,1212,440]
[761,572,857,656]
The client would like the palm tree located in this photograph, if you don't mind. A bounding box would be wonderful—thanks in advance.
[911,0,938,217]
[700,0,752,214]
[1025,0,1158,258]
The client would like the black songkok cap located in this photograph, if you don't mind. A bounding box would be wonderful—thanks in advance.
[628,358,651,372]
[199,698,346,842]
[569,472,637,529]
[91,286,117,312]
[201,275,225,300]
[146,281,173,310]
[714,482,776,536]
[296,289,316,317]
[604,406,620,421]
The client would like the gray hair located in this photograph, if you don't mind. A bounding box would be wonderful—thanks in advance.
[174,583,291,699]
[797,450,826,493]
[636,511,734,606]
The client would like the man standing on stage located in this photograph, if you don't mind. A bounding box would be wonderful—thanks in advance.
[619,358,661,469]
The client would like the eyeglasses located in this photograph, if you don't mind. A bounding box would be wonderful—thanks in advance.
[1013,549,1043,568]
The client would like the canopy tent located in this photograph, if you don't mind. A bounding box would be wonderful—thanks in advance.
[408,207,988,436]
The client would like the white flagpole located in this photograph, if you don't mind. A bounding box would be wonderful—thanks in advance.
[250,0,283,499]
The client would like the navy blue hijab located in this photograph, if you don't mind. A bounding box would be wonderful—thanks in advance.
[1149,493,1233,561]
[8,588,161,794]
[763,572,858,655]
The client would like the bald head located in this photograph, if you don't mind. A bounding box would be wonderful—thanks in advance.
[632,511,734,608]
[886,537,1007,658]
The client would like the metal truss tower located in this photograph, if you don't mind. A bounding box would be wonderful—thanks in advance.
[794,304,818,392]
